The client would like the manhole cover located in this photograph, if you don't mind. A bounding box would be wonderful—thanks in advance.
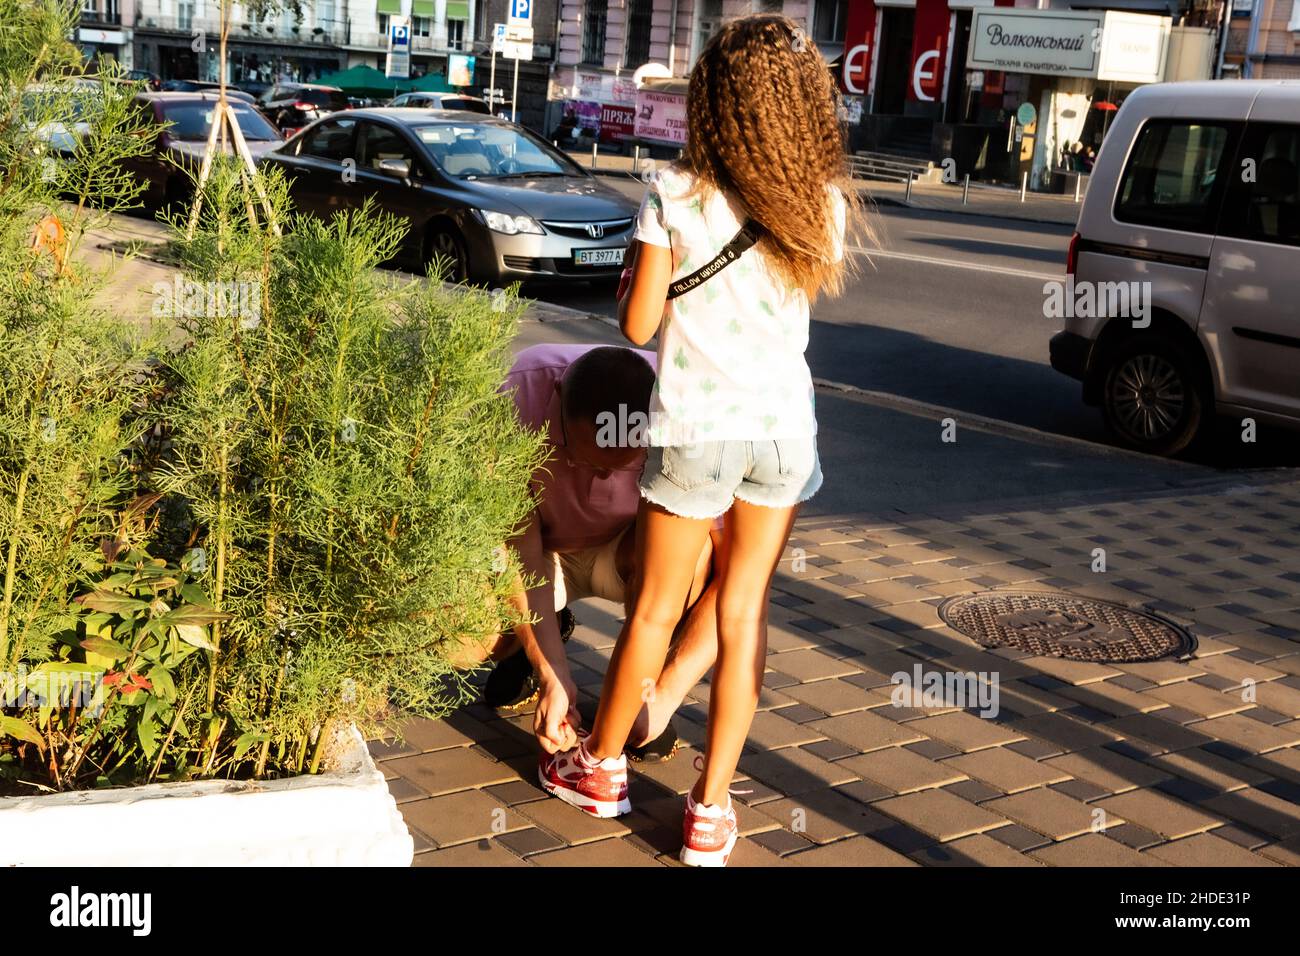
[938,590,1195,663]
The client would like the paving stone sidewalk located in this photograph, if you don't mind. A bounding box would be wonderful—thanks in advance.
[381,475,1300,867]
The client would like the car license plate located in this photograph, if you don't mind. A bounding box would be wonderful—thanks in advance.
[573,247,625,267]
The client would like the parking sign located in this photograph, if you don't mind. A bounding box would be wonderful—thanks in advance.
[508,0,531,25]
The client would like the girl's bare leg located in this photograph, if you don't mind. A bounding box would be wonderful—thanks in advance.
[695,498,798,807]
[587,499,714,760]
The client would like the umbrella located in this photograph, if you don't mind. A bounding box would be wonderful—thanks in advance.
[316,64,413,98]
[405,72,453,94]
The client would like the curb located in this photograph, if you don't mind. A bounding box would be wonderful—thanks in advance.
[866,193,1079,228]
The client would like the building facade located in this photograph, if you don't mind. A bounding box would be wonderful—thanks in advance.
[79,0,137,69]
[130,0,490,85]
[1233,0,1300,77]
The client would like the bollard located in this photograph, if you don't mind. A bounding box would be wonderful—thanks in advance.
[591,141,598,170]
[633,145,640,168]
[1074,175,1082,203]
[904,171,914,204]
[1020,171,1028,202]
[962,173,970,205]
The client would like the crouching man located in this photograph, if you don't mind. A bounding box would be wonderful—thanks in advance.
[464,343,722,759]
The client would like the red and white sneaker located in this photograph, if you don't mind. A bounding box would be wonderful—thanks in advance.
[679,792,739,867]
[538,737,631,818]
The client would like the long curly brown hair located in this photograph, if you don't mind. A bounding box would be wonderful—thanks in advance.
[682,13,869,301]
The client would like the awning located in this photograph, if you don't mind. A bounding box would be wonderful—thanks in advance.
[445,1,470,20]
[412,0,436,18]
[375,0,402,15]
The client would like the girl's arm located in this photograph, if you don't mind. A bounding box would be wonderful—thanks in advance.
[617,238,673,346]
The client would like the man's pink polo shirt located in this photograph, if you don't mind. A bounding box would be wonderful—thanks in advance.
[505,344,657,553]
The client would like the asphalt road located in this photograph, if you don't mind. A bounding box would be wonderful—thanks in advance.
[523,187,1299,471]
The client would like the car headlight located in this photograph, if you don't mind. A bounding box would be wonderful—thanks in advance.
[476,209,544,236]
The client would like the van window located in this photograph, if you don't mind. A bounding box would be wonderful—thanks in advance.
[1115,120,1233,234]
[1222,123,1300,247]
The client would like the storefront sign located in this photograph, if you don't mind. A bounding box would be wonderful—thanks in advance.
[1096,12,1170,84]
[600,103,635,141]
[634,90,687,145]
[968,9,1103,78]
[839,1,878,95]
[909,0,951,103]
[571,100,601,137]
[78,28,125,45]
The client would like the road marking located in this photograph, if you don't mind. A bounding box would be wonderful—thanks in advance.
[903,229,1066,252]
[849,246,1058,281]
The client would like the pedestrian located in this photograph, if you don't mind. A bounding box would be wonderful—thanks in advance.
[538,13,867,866]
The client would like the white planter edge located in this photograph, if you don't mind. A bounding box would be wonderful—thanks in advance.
[0,723,413,866]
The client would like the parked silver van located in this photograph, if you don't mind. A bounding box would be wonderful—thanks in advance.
[1050,80,1300,456]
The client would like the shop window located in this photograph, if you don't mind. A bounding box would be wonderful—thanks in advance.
[1115,120,1235,235]
[812,0,847,44]
[582,0,608,65]
[625,0,652,68]
[1223,123,1300,247]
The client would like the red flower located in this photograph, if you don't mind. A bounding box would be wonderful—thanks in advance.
[104,671,154,693]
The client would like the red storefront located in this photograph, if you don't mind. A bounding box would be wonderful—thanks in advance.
[838,0,1024,179]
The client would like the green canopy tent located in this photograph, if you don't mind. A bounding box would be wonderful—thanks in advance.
[404,72,454,94]
[316,64,413,99]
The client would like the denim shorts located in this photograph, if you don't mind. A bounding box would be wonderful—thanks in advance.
[638,436,823,520]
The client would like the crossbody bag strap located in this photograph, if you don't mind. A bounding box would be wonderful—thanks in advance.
[665,219,763,300]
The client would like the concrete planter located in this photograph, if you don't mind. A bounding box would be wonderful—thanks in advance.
[0,724,412,866]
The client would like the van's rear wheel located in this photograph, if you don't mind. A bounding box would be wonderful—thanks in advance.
[1100,333,1207,457]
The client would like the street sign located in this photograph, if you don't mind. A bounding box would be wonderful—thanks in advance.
[504,24,533,42]
[502,38,533,61]
[507,0,531,26]
[492,22,506,52]
[385,19,410,79]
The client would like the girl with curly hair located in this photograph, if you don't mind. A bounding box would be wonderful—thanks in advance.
[539,12,868,867]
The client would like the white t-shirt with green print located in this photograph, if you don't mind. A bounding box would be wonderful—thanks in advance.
[633,164,845,446]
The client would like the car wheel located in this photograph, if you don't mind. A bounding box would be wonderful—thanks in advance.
[426,225,469,284]
[159,177,192,220]
[1100,332,1208,457]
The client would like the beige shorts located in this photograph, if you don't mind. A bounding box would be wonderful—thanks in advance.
[548,525,631,611]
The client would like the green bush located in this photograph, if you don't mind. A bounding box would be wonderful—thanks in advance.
[0,2,544,790]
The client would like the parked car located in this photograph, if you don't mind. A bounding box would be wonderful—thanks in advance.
[387,91,491,115]
[159,79,255,103]
[258,83,350,136]
[120,92,284,208]
[260,108,638,283]
[21,78,102,158]
[235,79,271,100]
[125,69,161,91]
[1050,80,1300,456]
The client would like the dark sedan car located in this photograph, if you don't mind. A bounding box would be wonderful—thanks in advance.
[258,83,351,136]
[159,79,255,103]
[121,92,284,207]
[260,108,639,284]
